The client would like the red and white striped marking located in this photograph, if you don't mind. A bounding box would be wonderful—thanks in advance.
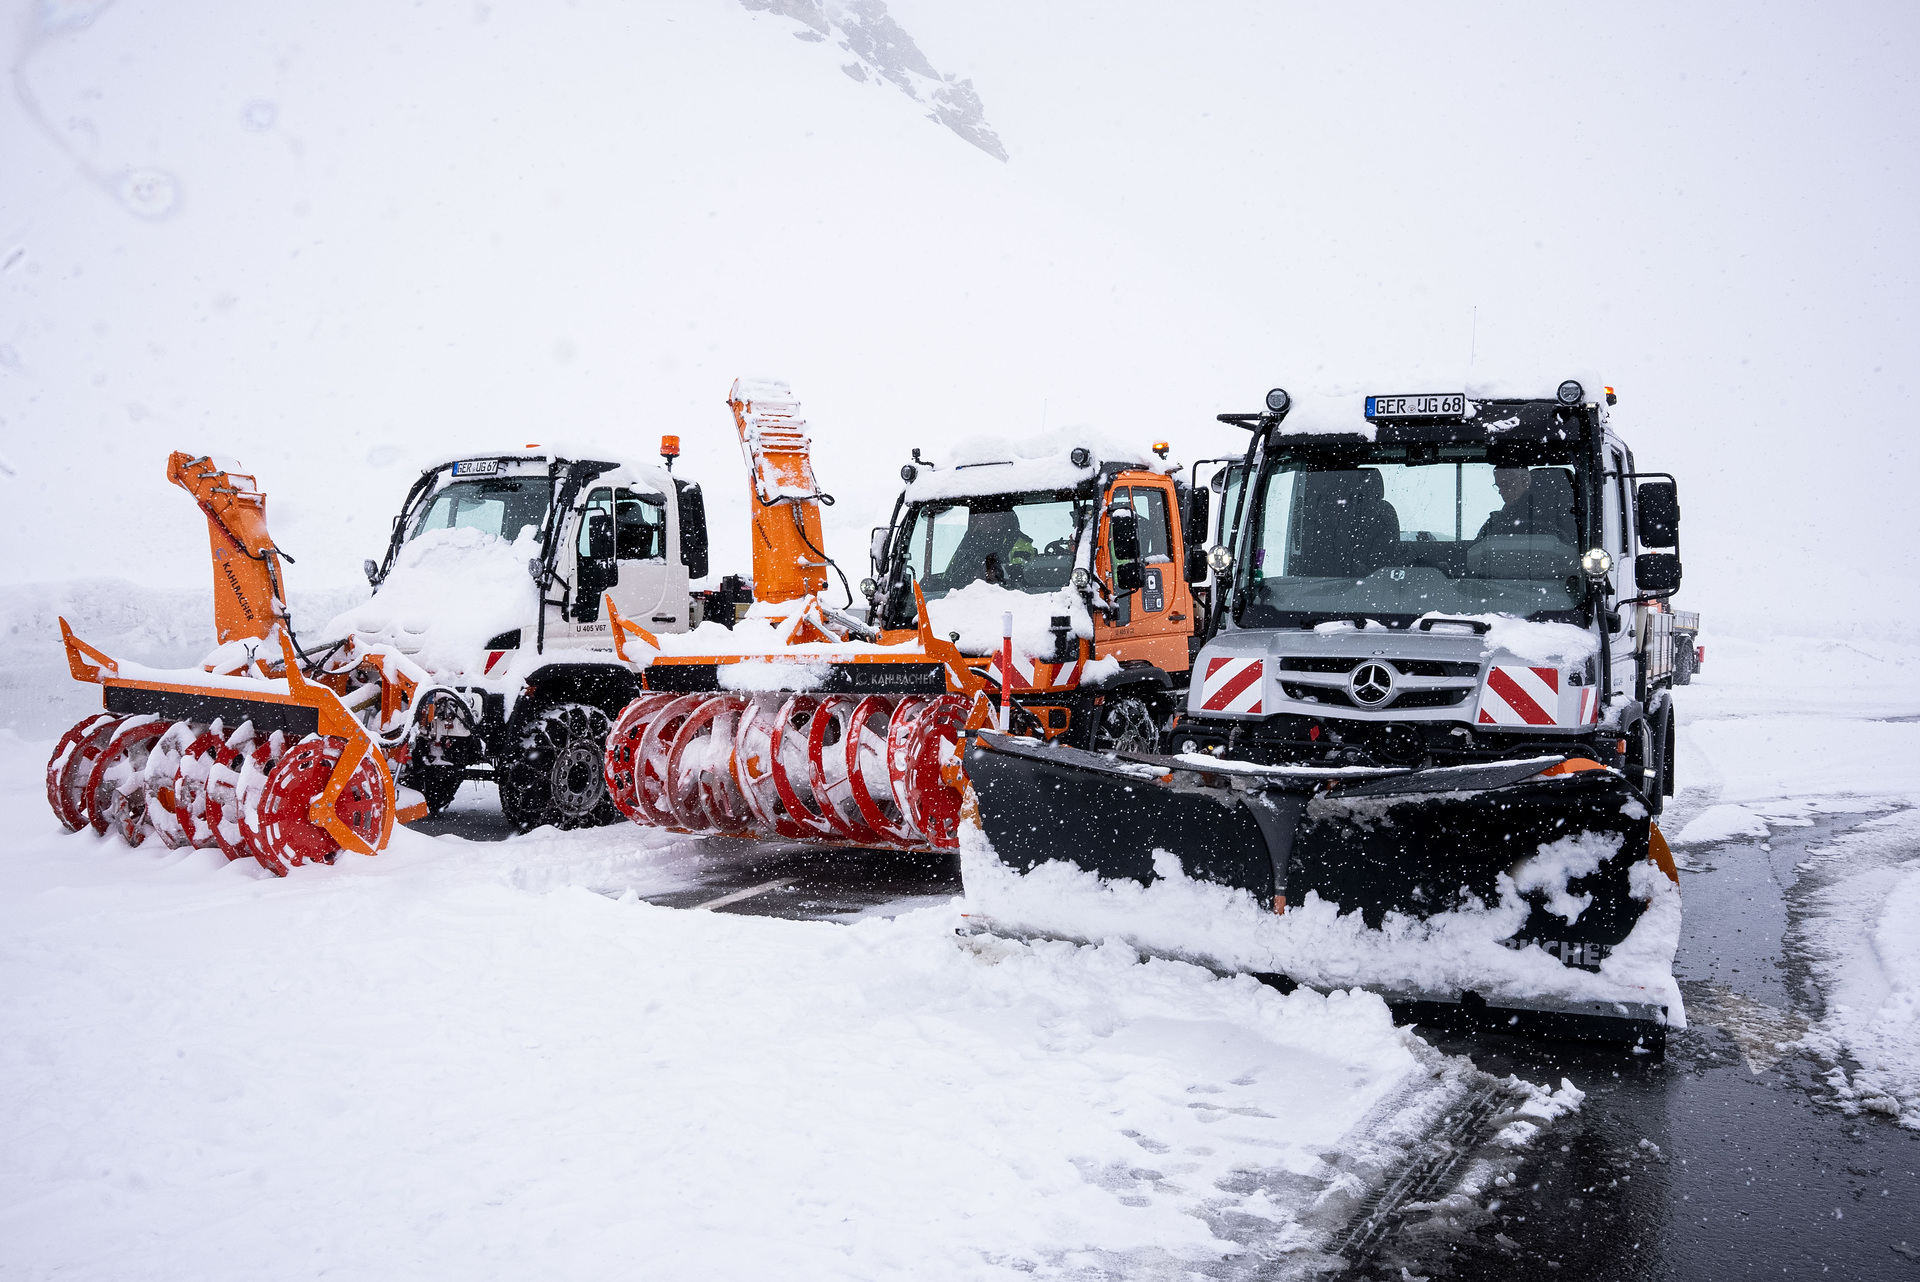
[1478,665,1563,726]
[1199,656,1264,714]
[483,650,509,676]
[988,650,1086,692]
[1578,686,1598,725]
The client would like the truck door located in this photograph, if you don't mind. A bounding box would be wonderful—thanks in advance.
[1602,445,1636,694]
[1092,474,1194,674]
[601,486,688,632]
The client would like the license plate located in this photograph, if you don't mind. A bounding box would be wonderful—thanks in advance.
[452,459,499,476]
[1365,393,1466,420]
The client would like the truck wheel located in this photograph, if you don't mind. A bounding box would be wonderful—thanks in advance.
[1092,693,1161,755]
[501,703,618,831]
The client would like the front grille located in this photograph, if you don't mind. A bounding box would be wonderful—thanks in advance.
[1277,656,1480,679]
[1280,684,1471,711]
[1395,659,1481,678]
[1279,656,1359,674]
[1391,688,1473,709]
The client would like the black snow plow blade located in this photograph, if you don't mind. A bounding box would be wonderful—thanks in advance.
[964,732,1671,1047]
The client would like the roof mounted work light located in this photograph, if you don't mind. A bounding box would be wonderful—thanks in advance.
[1265,388,1291,413]
[1557,380,1585,405]
[1069,447,1092,468]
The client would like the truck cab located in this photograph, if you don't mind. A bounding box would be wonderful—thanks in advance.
[1177,382,1686,813]
[865,444,1207,750]
[350,445,712,830]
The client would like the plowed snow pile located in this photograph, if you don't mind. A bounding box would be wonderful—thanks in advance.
[0,733,1570,1278]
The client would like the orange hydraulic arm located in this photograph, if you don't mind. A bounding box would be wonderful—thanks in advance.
[165,452,289,646]
[729,379,828,606]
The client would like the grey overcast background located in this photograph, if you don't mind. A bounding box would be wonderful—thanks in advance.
[2,0,1915,638]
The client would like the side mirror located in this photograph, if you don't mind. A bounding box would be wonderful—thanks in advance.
[1109,503,1144,594]
[1181,488,1211,583]
[1636,481,1679,547]
[675,478,709,579]
[586,512,616,562]
[363,558,380,585]
[869,526,891,577]
[1635,552,1682,594]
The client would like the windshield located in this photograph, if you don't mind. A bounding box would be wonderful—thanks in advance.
[408,475,554,544]
[882,489,1087,626]
[1235,447,1587,626]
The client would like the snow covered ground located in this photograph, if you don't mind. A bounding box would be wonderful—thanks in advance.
[0,723,1590,1279]
[1665,632,1920,1129]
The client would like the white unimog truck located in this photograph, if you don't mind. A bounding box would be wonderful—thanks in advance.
[339,444,712,830]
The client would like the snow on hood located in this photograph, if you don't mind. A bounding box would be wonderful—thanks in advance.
[902,426,1170,503]
[322,526,538,674]
[1409,613,1601,665]
[920,579,1093,656]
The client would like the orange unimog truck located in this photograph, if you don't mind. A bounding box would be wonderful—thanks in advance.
[599,379,1219,854]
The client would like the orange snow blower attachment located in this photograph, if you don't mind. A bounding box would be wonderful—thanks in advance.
[165,451,289,648]
[731,378,830,608]
[45,451,427,877]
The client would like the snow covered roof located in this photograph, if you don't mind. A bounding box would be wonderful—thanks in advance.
[1254,373,1613,440]
[900,427,1172,503]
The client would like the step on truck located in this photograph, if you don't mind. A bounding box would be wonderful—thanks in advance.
[966,380,1693,1046]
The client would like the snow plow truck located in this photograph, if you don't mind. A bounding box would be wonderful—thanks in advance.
[963,381,1691,1045]
[44,439,715,872]
[596,379,1218,853]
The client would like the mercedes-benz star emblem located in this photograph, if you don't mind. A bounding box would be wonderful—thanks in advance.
[1349,661,1395,707]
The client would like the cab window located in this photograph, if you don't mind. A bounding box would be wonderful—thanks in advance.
[1119,486,1174,562]
[579,487,668,560]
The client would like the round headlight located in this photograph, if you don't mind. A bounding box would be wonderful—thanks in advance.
[1179,738,1199,755]
[1557,380,1585,405]
[859,577,878,598]
[1581,547,1613,577]
[1069,447,1092,468]
[900,464,918,483]
[1265,387,1290,413]
[1070,567,1091,590]
[1206,545,1233,572]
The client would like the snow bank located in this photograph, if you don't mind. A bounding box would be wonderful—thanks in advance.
[322,527,540,675]
[960,826,1685,1025]
[0,730,1550,1278]
[1793,808,1920,1131]
[0,577,366,736]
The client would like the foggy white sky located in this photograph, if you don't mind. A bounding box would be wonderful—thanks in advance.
[1,0,1914,636]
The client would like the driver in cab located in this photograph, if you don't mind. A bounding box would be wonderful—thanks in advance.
[957,509,1034,586]
[1477,467,1577,544]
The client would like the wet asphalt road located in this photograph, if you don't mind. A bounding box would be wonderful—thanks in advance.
[1356,808,1920,1281]
[418,794,1920,1278]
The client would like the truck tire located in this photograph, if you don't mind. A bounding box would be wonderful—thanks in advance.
[500,702,619,832]
[1674,639,1695,686]
[1091,692,1161,755]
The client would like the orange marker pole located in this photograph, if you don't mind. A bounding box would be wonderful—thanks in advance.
[999,612,1014,733]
